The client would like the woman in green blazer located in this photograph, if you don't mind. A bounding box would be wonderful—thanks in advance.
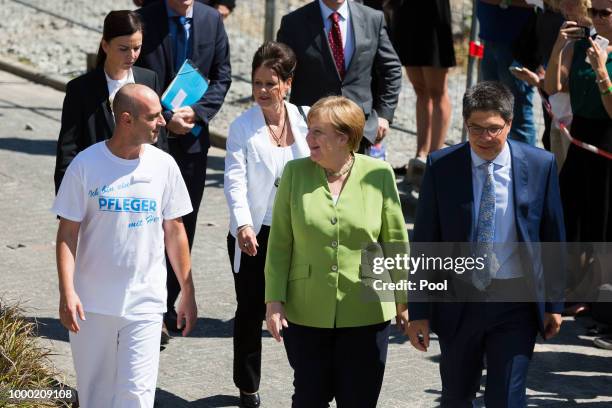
[265,96,409,407]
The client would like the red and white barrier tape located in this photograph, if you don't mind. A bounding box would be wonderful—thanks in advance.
[539,91,612,160]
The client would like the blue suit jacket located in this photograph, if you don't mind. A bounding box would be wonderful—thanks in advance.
[408,141,566,337]
[136,0,232,152]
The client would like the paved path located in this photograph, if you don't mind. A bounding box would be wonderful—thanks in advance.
[0,70,610,407]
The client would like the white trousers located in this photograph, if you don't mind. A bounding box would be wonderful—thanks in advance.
[69,312,163,408]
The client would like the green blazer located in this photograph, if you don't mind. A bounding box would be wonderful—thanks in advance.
[265,154,408,328]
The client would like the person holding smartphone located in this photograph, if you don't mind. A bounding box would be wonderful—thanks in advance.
[544,0,612,349]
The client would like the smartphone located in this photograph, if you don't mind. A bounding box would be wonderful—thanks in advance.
[575,26,591,39]
[586,34,610,65]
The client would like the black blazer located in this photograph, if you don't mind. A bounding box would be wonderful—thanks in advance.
[136,0,232,152]
[277,1,402,143]
[54,65,164,193]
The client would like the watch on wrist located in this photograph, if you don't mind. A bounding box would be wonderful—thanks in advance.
[499,0,511,9]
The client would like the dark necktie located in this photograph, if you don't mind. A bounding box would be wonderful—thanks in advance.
[328,12,345,80]
[174,16,189,72]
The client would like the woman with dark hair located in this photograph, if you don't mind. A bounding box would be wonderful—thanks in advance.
[54,10,164,194]
[223,41,310,408]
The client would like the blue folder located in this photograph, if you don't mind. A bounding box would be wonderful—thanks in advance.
[161,59,209,137]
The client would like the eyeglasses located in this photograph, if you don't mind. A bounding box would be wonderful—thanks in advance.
[588,8,612,19]
[466,123,506,136]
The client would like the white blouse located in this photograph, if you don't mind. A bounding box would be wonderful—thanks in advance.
[262,144,298,225]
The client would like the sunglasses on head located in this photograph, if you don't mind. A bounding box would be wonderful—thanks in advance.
[588,8,612,18]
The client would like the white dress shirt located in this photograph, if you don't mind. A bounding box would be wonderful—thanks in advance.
[470,142,523,279]
[318,0,355,70]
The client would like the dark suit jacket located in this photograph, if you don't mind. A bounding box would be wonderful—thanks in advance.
[54,65,164,193]
[408,141,566,337]
[277,1,402,143]
[136,0,232,152]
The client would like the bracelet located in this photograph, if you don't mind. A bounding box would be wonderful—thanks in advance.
[597,77,610,85]
[237,224,252,233]
[601,86,612,95]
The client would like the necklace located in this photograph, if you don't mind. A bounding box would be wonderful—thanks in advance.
[264,108,287,147]
[324,154,355,178]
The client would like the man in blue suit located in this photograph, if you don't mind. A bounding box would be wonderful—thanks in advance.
[407,81,566,407]
[136,0,231,338]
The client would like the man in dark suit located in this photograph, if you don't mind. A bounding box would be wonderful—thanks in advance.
[135,0,236,20]
[136,0,231,334]
[406,82,566,407]
[277,0,402,150]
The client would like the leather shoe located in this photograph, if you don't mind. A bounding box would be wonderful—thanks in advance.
[163,310,181,334]
[161,323,171,345]
[239,391,260,408]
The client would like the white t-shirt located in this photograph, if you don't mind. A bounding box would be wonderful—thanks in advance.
[52,142,192,317]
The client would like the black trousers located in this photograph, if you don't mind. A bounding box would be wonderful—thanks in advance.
[283,321,391,408]
[166,140,208,320]
[227,225,269,393]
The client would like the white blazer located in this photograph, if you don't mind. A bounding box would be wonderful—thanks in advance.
[224,101,310,272]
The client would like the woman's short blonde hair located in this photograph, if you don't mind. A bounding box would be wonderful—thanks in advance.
[556,0,592,25]
[307,96,365,152]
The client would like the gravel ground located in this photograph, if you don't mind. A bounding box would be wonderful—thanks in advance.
[0,0,542,168]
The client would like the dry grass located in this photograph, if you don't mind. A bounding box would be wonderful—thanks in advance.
[0,301,69,408]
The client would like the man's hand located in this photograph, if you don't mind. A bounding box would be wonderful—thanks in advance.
[406,319,430,352]
[176,285,197,337]
[395,303,409,334]
[375,117,390,144]
[266,301,288,342]
[166,107,197,135]
[59,291,85,333]
[543,312,562,340]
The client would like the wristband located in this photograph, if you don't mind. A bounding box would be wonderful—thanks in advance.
[597,77,610,85]
[601,85,612,95]
[237,224,252,233]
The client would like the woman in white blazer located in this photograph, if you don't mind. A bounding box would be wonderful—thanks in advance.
[223,41,310,408]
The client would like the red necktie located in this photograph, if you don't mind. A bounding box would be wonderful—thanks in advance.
[328,12,345,80]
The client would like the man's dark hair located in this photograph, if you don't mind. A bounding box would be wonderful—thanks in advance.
[462,81,514,122]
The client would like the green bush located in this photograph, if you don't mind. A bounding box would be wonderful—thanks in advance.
[0,301,70,407]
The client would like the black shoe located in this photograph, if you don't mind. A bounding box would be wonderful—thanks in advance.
[594,335,612,350]
[163,310,181,334]
[239,391,261,408]
[161,323,171,345]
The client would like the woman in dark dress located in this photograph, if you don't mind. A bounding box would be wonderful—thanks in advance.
[545,0,612,242]
[394,0,456,182]
[545,0,612,347]
[54,10,164,193]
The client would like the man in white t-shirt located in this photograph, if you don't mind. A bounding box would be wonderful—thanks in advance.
[52,84,197,408]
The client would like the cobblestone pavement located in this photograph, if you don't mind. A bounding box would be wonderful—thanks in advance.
[0,70,611,407]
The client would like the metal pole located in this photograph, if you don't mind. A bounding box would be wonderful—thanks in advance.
[462,0,481,142]
[264,0,277,42]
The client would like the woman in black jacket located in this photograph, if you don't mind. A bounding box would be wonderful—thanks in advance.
[54,10,164,193]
